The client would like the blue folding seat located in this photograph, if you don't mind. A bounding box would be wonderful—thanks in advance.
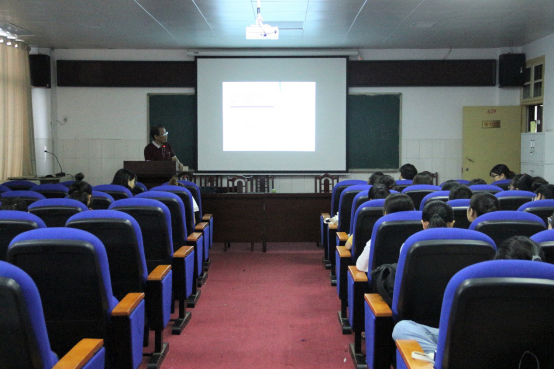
[531,229,554,264]
[60,180,76,187]
[518,199,554,225]
[30,184,69,198]
[468,184,503,194]
[347,210,423,367]
[93,184,133,200]
[401,185,440,211]
[2,180,37,191]
[394,179,412,192]
[491,178,511,190]
[349,190,370,230]
[495,189,535,210]
[179,180,214,259]
[66,210,175,367]
[364,228,496,368]
[0,260,106,369]
[7,228,145,368]
[0,190,46,207]
[28,198,87,227]
[0,211,46,261]
[90,190,116,210]
[469,210,546,246]
[0,184,12,194]
[109,198,197,313]
[336,199,384,334]
[419,190,450,210]
[134,181,148,194]
[446,198,471,229]
[395,260,554,369]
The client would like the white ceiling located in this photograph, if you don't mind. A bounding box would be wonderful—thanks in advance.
[1,0,554,50]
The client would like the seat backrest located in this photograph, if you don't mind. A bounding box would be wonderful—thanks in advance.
[530,229,554,264]
[435,260,554,369]
[469,184,503,194]
[135,182,148,192]
[179,180,203,217]
[350,199,385,261]
[401,185,441,209]
[0,260,59,369]
[338,185,371,233]
[518,199,554,225]
[67,210,148,301]
[394,179,412,192]
[0,185,11,194]
[90,190,115,210]
[28,198,87,227]
[30,184,69,199]
[392,228,496,327]
[495,190,535,210]
[0,211,46,261]
[350,190,370,233]
[469,210,546,246]
[447,198,471,229]
[7,228,117,358]
[2,180,37,191]
[330,180,366,216]
[367,211,423,272]
[419,190,450,210]
[93,184,133,200]
[149,186,195,235]
[0,190,46,207]
[109,198,173,273]
[439,179,470,186]
[491,179,511,190]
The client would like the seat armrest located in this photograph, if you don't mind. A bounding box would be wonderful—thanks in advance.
[365,293,392,317]
[337,246,351,258]
[53,339,104,369]
[202,213,213,221]
[395,340,434,369]
[174,245,194,258]
[321,212,330,219]
[195,221,209,231]
[348,265,368,282]
[147,264,171,281]
[337,232,349,246]
[112,292,145,316]
[329,223,338,230]
[187,232,202,243]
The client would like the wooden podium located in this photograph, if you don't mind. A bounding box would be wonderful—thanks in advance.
[124,161,178,189]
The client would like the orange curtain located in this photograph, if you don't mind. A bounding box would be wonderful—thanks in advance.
[0,38,36,181]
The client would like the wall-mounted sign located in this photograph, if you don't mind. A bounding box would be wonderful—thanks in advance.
[482,120,501,128]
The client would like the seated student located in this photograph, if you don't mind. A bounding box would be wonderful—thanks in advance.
[489,164,515,182]
[468,178,487,186]
[0,197,28,211]
[448,184,473,200]
[441,180,459,191]
[412,172,433,185]
[535,184,554,201]
[509,173,533,191]
[467,192,499,223]
[531,176,549,192]
[368,172,384,185]
[399,163,418,181]
[111,168,139,195]
[355,193,414,272]
[68,173,93,209]
[420,200,455,229]
[375,174,396,191]
[392,235,545,357]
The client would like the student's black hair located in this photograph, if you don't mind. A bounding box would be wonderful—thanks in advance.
[368,172,384,185]
[468,178,487,186]
[68,173,93,207]
[0,197,28,211]
[149,125,165,140]
[422,200,454,228]
[495,236,544,261]
[449,184,473,200]
[469,192,499,217]
[441,180,460,191]
[510,173,533,191]
[489,164,515,179]
[376,175,396,190]
[111,168,137,190]
[412,172,433,185]
[368,183,390,200]
[531,176,549,192]
[399,163,417,180]
[535,184,554,200]
[383,193,414,215]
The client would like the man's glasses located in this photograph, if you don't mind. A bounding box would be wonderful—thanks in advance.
[161,131,169,136]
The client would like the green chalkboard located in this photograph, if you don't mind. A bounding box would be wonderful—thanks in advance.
[347,94,400,169]
[148,94,197,169]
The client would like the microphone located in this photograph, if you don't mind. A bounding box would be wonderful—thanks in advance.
[44,150,65,177]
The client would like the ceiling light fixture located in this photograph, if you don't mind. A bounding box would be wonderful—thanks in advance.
[246,0,278,40]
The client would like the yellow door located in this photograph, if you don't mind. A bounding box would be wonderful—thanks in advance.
[463,106,522,181]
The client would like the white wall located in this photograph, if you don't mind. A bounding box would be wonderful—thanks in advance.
[42,46,536,190]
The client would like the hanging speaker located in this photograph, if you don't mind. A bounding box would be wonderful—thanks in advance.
[29,54,51,88]
[498,53,525,87]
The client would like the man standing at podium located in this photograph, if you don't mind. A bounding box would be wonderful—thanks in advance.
[144,125,184,170]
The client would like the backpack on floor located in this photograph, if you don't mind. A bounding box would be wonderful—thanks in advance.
[370,263,397,306]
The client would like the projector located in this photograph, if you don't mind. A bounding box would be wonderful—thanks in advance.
[246,24,279,40]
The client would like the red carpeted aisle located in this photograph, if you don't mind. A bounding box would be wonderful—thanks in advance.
[141,242,354,369]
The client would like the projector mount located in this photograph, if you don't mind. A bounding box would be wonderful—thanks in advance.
[246,0,279,40]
